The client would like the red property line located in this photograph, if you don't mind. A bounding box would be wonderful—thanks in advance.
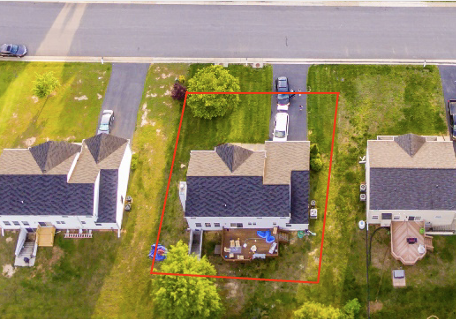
[151,91,340,284]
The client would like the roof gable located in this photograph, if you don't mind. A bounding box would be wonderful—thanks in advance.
[84,134,127,164]
[394,134,426,157]
[215,144,253,172]
[29,141,80,173]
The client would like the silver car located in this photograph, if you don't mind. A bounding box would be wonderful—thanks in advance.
[97,110,115,135]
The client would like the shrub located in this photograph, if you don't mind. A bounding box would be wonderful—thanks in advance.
[310,143,320,156]
[171,82,187,101]
[130,153,139,170]
[178,75,186,83]
[33,72,60,98]
[186,65,240,119]
[310,158,323,172]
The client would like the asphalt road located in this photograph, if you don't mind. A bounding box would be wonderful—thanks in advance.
[98,63,149,139]
[1,3,456,59]
[439,66,456,137]
[270,65,309,141]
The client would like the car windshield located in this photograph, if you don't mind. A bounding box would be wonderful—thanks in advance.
[274,130,285,138]
[278,93,289,101]
[99,124,109,131]
[10,45,18,54]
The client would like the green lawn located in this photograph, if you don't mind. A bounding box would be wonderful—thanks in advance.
[0,62,111,150]
[299,64,453,319]
[0,62,112,318]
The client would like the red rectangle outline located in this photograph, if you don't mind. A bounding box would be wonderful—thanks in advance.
[150,91,340,284]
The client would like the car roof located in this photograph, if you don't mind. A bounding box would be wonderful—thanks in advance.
[277,76,287,81]
[100,113,112,124]
[275,112,288,130]
[449,101,456,114]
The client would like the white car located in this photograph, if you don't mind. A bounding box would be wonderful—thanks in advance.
[97,110,115,135]
[273,112,289,142]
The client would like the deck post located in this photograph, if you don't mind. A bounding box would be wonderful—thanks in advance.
[1,227,4,237]
[117,228,121,238]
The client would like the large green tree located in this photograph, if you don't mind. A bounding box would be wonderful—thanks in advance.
[187,65,240,119]
[152,240,223,319]
[294,299,361,319]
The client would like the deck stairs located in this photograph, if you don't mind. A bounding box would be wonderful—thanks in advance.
[64,232,93,239]
[424,235,434,252]
[278,231,290,243]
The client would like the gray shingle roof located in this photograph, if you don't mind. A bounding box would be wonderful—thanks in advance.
[290,171,309,224]
[185,176,290,217]
[29,141,80,173]
[215,144,253,172]
[0,175,93,216]
[97,169,118,223]
[370,168,456,211]
[84,134,127,164]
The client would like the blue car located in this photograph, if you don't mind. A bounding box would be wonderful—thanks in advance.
[0,44,27,57]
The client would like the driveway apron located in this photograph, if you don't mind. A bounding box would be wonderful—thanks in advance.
[98,63,150,140]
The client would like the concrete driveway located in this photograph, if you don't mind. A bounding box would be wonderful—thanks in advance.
[270,65,310,141]
[439,66,456,137]
[98,63,149,140]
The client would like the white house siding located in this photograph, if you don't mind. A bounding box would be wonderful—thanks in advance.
[93,172,101,219]
[116,143,132,228]
[186,216,308,231]
[367,210,456,226]
[365,148,370,223]
[0,215,92,230]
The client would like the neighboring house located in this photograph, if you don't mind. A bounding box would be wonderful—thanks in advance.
[365,133,456,265]
[0,134,132,237]
[180,141,310,231]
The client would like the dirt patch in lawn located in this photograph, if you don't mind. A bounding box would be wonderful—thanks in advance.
[2,264,16,278]
[74,95,88,101]
[24,137,36,147]
[370,301,383,313]
[140,103,150,127]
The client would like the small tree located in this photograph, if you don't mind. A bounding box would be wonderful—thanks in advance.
[342,298,361,319]
[187,65,240,119]
[171,82,187,101]
[310,157,323,172]
[310,143,320,156]
[152,240,224,319]
[294,301,342,319]
[33,72,60,98]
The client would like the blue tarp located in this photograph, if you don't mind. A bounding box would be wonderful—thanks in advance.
[148,244,167,261]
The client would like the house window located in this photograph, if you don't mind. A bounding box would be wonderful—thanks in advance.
[62,216,68,218]
[248,222,252,226]
[95,223,102,226]
[121,196,124,203]
[237,223,243,228]
[195,223,202,227]
[3,221,11,226]
[393,216,400,220]
[257,217,263,220]
[81,221,86,225]
[214,223,220,227]
[372,216,379,220]
[13,221,20,226]
[286,224,292,227]
[253,222,256,226]
[382,213,392,220]
[205,223,211,227]
[56,221,61,224]
[415,216,421,221]
[408,216,415,221]
[61,221,66,225]
[38,222,47,226]
[230,223,237,227]
[435,216,442,219]
[273,222,277,226]
[22,221,29,226]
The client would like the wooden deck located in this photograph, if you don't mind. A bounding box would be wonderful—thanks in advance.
[221,228,279,262]
[391,221,427,265]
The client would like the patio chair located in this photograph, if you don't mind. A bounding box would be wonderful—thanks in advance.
[224,247,230,253]
[235,239,241,247]
[230,240,235,247]
[229,253,234,259]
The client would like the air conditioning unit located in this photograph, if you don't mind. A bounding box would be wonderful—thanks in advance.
[360,194,367,202]
[360,183,367,192]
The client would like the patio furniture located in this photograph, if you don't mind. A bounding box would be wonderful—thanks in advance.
[251,245,257,253]
[229,253,234,259]
[230,246,242,254]
[265,234,275,243]
[407,237,417,244]
[235,239,241,247]
[272,227,278,235]
[224,247,230,253]
[418,244,426,254]
[237,255,244,260]
[230,239,235,247]
[257,230,268,238]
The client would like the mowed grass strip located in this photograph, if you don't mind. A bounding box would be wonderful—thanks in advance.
[0,62,112,319]
[0,62,111,150]
[299,65,449,318]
